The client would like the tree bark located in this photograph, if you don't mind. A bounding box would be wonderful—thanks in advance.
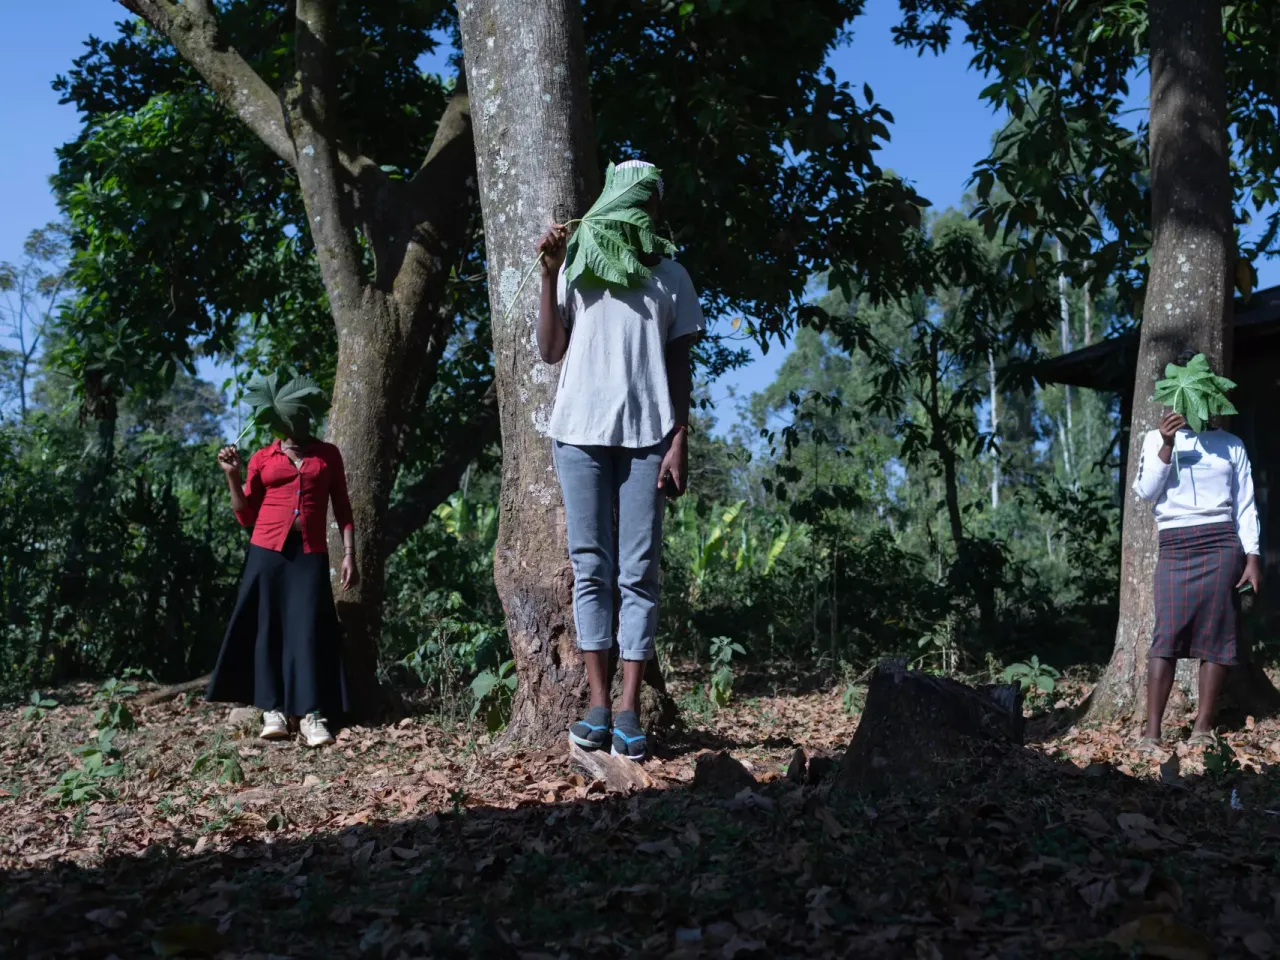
[1085,0,1279,722]
[459,0,602,746]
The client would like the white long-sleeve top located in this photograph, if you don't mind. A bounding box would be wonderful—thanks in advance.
[1132,428,1260,555]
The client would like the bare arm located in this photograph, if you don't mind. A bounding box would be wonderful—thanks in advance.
[535,224,569,364]
[217,446,259,524]
[665,335,694,429]
[658,335,696,498]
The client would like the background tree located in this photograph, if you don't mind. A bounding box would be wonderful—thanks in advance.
[0,224,71,422]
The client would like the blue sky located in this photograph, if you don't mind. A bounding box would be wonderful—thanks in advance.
[2,1,1274,436]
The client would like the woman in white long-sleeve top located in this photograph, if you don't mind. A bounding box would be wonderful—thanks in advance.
[1132,363,1262,746]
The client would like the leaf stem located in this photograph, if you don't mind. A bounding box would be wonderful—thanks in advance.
[499,220,586,325]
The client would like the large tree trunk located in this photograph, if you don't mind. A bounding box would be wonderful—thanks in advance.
[323,292,405,717]
[459,0,601,745]
[1086,0,1279,722]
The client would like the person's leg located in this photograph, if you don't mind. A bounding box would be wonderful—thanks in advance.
[1144,656,1177,740]
[1192,660,1229,736]
[611,442,666,758]
[554,442,617,747]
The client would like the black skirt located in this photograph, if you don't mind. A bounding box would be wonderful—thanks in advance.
[206,532,350,718]
[1150,522,1245,665]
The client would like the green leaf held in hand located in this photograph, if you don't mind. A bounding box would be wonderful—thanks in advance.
[234,372,329,444]
[1153,353,1237,433]
[1153,353,1238,480]
[565,161,675,289]
[500,161,676,323]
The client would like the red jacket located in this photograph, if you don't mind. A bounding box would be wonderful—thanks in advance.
[235,440,354,554]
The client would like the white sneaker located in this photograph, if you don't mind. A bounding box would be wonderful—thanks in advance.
[299,713,334,748]
[260,710,289,740]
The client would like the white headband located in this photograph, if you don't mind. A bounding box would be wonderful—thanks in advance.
[614,159,664,199]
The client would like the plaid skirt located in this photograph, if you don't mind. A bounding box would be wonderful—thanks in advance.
[1151,522,1244,664]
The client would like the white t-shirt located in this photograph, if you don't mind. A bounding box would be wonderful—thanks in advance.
[549,258,705,448]
[1132,427,1260,554]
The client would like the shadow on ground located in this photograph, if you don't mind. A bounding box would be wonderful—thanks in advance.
[5,732,1280,959]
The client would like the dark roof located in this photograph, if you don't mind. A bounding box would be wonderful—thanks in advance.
[1037,283,1280,391]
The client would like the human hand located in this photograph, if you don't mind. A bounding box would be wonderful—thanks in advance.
[217,445,242,477]
[341,554,359,591]
[1158,411,1186,446]
[658,429,688,499]
[536,223,569,278]
[1237,554,1261,595]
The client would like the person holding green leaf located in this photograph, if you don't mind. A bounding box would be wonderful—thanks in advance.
[1133,351,1261,748]
[535,160,703,761]
[206,374,355,748]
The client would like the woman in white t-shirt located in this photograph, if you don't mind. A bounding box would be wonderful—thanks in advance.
[1132,354,1262,746]
[534,160,704,761]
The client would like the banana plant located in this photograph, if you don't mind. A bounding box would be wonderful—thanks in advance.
[434,492,498,545]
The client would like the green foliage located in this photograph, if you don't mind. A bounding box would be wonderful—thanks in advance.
[191,735,246,786]
[0,409,243,698]
[1153,353,1238,433]
[564,162,676,289]
[237,372,330,442]
[1203,740,1241,780]
[469,661,518,733]
[49,729,124,807]
[92,678,139,732]
[1001,656,1060,696]
[708,636,745,708]
[22,691,59,721]
[384,489,507,716]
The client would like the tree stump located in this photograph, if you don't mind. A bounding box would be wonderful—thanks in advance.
[836,660,1024,794]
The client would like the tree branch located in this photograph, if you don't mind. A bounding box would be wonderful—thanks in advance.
[382,380,499,556]
[289,0,364,309]
[118,0,296,166]
[388,86,478,327]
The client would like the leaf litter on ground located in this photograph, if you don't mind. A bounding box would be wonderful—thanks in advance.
[1,667,1279,957]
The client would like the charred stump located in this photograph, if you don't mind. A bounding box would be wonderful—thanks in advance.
[837,660,1024,794]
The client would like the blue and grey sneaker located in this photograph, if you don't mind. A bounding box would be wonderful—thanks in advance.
[569,705,611,751]
[611,710,647,761]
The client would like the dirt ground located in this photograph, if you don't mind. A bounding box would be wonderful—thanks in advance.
[2,669,1280,958]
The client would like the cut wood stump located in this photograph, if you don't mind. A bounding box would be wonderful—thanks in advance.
[568,740,655,792]
[837,659,1023,794]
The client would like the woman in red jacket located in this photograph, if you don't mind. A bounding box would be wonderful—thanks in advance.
[207,427,357,747]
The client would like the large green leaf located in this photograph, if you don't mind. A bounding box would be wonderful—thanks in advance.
[564,162,677,289]
[237,373,330,441]
[1153,353,1237,433]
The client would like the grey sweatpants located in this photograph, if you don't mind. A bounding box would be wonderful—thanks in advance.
[552,440,666,661]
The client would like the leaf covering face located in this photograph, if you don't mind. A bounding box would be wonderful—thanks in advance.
[564,162,677,289]
[242,373,330,439]
[1153,353,1238,433]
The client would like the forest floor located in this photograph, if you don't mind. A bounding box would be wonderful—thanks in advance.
[3,667,1280,959]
